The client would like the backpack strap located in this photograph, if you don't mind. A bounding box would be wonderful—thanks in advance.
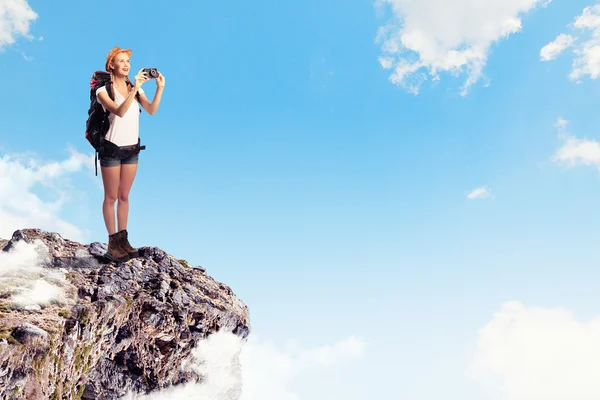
[94,81,114,176]
[126,81,142,113]
[106,82,115,102]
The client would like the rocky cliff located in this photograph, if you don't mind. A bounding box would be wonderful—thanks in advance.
[0,229,250,400]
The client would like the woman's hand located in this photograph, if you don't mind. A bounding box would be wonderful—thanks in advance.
[156,71,165,88]
[133,68,150,89]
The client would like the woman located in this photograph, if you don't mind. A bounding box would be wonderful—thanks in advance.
[96,46,165,262]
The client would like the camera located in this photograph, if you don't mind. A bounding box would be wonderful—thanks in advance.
[142,67,159,79]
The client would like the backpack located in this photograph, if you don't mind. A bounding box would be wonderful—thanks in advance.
[85,71,144,176]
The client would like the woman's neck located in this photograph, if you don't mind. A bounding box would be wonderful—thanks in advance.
[112,74,128,88]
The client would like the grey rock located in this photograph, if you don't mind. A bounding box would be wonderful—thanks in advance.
[0,228,251,400]
[11,322,49,345]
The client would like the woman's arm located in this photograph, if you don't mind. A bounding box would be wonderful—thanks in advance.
[138,72,165,116]
[97,87,138,118]
[97,69,150,118]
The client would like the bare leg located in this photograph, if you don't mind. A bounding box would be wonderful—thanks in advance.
[117,163,138,231]
[101,165,121,234]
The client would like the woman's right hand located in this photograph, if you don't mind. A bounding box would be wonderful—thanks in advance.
[133,68,149,89]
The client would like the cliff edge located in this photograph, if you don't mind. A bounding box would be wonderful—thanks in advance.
[0,228,250,400]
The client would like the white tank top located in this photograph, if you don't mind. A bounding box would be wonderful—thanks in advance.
[95,85,145,147]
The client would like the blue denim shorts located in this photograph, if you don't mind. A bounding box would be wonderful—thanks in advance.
[99,146,139,167]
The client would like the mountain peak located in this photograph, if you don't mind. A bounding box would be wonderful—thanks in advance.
[0,228,250,399]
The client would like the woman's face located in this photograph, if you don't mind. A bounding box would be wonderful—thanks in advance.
[111,52,130,76]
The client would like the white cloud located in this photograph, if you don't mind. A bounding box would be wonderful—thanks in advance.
[375,0,549,95]
[237,335,364,400]
[0,148,94,242]
[541,4,600,81]
[120,331,365,400]
[467,301,600,399]
[0,239,70,310]
[553,136,600,168]
[555,116,568,130]
[540,33,576,61]
[551,117,600,171]
[467,186,493,200]
[0,0,38,51]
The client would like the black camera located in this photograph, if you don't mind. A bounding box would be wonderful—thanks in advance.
[142,67,159,79]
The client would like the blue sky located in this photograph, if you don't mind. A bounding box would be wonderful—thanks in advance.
[3,0,600,398]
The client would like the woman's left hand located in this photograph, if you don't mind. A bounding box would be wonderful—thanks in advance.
[156,72,165,88]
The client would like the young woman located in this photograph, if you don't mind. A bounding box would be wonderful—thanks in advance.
[96,46,165,262]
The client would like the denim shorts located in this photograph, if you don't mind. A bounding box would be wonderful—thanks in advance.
[99,146,139,167]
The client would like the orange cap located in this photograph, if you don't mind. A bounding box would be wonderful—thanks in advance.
[105,46,132,72]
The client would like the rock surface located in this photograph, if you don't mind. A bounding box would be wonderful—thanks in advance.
[0,229,250,400]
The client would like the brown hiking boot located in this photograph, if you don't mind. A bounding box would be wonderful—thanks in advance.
[105,231,130,262]
[119,229,139,258]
